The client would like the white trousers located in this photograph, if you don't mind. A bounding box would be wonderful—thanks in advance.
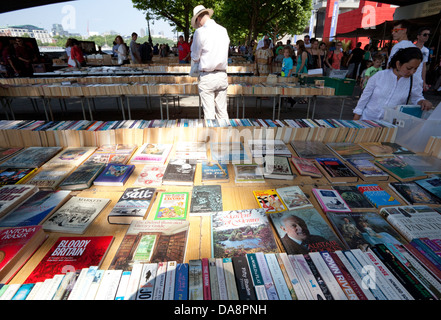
[198,71,229,120]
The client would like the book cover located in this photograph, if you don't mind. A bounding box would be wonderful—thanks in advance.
[290,141,333,159]
[0,147,62,169]
[27,164,75,190]
[210,142,250,163]
[396,155,441,174]
[263,156,295,180]
[162,159,196,186]
[248,139,292,157]
[315,157,358,182]
[312,188,352,213]
[0,185,39,219]
[276,186,313,210]
[389,181,440,205]
[0,168,37,185]
[233,164,265,183]
[332,185,374,209]
[379,205,441,242]
[345,159,389,181]
[189,185,223,216]
[174,142,207,161]
[357,184,401,208]
[0,225,47,284]
[381,142,415,155]
[130,143,172,164]
[290,156,322,178]
[188,259,203,300]
[59,163,106,190]
[45,147,96,167]
[24,235,114,284]
[155,192,189,220]
[0,190,71,228]
[0,147,23,163]
[107,187,157,224]
[211,208,279,258]
[232,256,257,300]
[326,142,374,161]
[415,175,441,200]
[359,142,395,157]
[269,208,346,255]
[375,157,427,182]
[327,211,406,250]
[253,189,287,214]
[201,161,229,182]
[133,165,166,186]
[93,164,135,186]
[42,197,111,234]
[109,220,189,271]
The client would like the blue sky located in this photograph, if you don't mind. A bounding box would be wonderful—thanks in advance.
[0,0,176,37]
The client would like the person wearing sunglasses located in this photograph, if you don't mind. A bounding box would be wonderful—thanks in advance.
[415,27,431,91]
[388,20,424,94]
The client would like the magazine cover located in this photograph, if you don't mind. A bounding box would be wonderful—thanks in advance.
[389,181,440,205]
[46,147,96,167]
[415,175,441,200]
[0,147,62,169]
[130,143,172,164]
[59,163,106,190]
[326,142,374,161]
[189,185,223,216]
[93,164,135,186]
[133,165,166,186]
[263,156,295,180]
[201,161,229,182]
[210,142,250,163]
[375,157,427,182]
[0,168,37,185]
[290,156,322,177]
[42,197,111,234]
[0,190,71,228]
[276,186,313,210]
[24,235,114,284]
[162,159,196,185]
[108,220,189,271]
[312,188,352,213]
[248,139,292,157]
[155,192,189,220]
[108,187,157,224]
[269,208,345,255]
[332,185,374,209]
[327,211,406,251]
[346,159,389,179]
[27,164,75,190]
[253,189,287,214]
[0,185,39,218]
[211,208,279,258]
[290,141,333,159]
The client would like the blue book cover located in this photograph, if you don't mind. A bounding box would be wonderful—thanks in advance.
[174,263,189,300]
[0,190,71,228]
[415,175,441,200]
[93,164,135,186]
[201,161,229,182]
[357,184,400,207]
[11,283,35,300]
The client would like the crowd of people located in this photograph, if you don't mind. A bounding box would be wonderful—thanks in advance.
[0,37,40,77]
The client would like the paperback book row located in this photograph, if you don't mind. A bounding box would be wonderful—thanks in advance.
[0,81,333,98]
[0,75,298,86]
[0,117,398,149]
[2,223,441,300]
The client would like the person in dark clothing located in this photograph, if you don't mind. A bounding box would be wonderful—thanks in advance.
[346,42,365,80]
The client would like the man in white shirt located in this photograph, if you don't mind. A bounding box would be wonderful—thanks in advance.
[304,35,311,48]
[415,27,431,91]
[191,5,230,120]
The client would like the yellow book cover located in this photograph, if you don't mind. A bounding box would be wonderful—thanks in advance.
[253,189,287,214]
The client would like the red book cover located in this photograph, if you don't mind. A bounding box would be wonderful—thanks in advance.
[0,225,47,283]
[291,156,322,177]
[24,235,114,284]
[201,258,211,300]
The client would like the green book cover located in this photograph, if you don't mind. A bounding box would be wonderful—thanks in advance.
[375,157,427,181]
[155,192,189,220]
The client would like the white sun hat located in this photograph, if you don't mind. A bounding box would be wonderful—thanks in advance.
[191,5,214,29]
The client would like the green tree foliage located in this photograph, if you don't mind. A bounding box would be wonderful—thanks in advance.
[217,0,312,44]
[132,0,219,42]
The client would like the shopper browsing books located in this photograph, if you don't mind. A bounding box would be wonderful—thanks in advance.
[190,5,230,120]
[353,47,433,121]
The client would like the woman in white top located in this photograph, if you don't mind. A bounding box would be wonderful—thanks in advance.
[353,47,433,121]
[115,35,128,65]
